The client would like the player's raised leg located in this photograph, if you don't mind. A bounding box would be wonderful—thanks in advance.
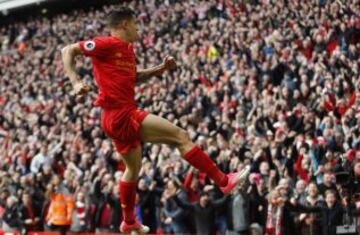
[119,146,149,234]
[140,114,250,194]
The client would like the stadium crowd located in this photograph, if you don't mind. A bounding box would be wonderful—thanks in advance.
[0,0,360,234]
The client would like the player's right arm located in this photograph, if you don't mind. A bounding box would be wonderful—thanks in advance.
[61,43,90,96]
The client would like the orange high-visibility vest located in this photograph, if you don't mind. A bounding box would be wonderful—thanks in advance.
[46,193,75,226]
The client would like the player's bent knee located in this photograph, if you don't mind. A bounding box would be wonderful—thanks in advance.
[176,129,192,147]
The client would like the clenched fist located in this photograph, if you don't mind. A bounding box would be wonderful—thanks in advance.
[163,55,177,71]
[73,81,90,96]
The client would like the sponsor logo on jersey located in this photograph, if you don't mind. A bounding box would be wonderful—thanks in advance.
[84,41,96,51]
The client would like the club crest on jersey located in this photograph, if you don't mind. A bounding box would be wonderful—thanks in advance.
[84,41,95,51]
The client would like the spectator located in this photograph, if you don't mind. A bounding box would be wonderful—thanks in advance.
[294,179,307,202]
[162,179,190,234]
[137,178,162,233]
[226,182,250,235]
[298,182,323,235]
[46,175,74,235]
[70,191,89,233]
[264,187,320,235]
[249,174,268,229]
[318,172,338,197]
[2,196,21,232]
[18,190,42,233]
[314,189,360,235]
[108,184,121,233]
[172,189,228,235]
[91,171,121,233]
[92,171,113,233]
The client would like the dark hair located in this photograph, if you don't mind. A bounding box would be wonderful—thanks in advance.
[107,7,135,28]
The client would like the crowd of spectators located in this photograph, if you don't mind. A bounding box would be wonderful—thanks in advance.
[0,0,360,234]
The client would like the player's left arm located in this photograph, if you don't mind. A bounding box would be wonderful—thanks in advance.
[136,55,177,84]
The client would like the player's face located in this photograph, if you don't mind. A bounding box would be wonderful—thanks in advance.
[125,17,139,42]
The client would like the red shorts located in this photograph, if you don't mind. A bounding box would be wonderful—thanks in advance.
[101,108,148,154]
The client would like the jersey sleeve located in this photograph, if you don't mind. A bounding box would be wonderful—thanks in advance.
[78,37,112,57]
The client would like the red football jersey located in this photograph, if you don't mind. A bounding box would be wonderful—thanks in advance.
[79,36,137,109]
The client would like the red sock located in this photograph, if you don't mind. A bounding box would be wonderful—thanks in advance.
[183,146,228,187]
[120,181,137,224]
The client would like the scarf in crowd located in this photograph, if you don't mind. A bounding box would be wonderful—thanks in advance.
[76,201,86,226]
[266,204,282,235]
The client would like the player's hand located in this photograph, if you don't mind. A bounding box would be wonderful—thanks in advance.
[73,81,90,96]
[73,81,90,103]
[163,55,177,71]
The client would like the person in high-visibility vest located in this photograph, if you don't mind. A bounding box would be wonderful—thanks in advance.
[46,175,74,235]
